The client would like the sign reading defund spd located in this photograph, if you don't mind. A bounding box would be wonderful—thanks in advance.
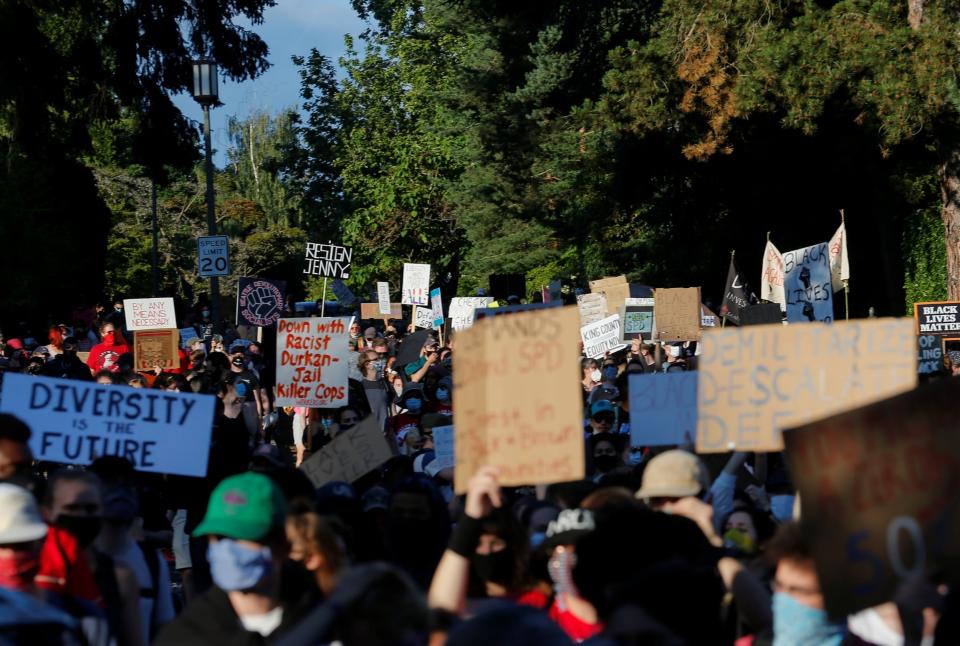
[0,373,215,477]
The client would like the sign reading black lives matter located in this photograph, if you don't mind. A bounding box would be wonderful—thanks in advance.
[0,373,215,477]
[304,242,352,279]
[914,301,960,336]
[237,277,287,327]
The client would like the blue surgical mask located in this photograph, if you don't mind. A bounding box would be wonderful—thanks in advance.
[405,398,422,413]
[770,494,796,522]
[602,367,618,381]
[207,538,272,592]
[373,359,386,378]
[626,449,643,467]
[530,532,546,549]
[772,592,845,646]
[435,388,450,402]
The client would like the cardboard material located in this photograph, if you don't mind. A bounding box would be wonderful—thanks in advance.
[654,288,702,341]
[304,241,352,279]
[275,317,349,408]
[124,298,177,331]
[133,330,180,372]
[402,263,431,305]
[784,379,960,619]
[577,293,607,327]
[453,306,584,493]
[629,372,698,446]
[696,318,917,453]
[236,277,286,327]
[360,302,402,320]
[300,415,395,487]
[589,275,631,317]
[914,301,960,336]
[449,297,494,331]
[784,242,834,323]
[0,373,214,477]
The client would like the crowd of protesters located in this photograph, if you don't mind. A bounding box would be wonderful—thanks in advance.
[0,291,955,645]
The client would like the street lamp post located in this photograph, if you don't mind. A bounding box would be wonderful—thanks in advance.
[191,60,222,332]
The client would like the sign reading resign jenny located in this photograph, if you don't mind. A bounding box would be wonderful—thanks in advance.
[303,242,352,279]
[453,306,584,494]
[275,317,349,408]
[696,318,917,453]
[0,373,215,477]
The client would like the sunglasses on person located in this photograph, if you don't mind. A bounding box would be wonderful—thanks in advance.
[592,413,615,423]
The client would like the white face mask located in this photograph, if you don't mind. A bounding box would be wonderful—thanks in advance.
[590,369,602,383]
[669,345,681,358]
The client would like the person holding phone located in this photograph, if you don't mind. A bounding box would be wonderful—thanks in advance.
[405,337,439,384]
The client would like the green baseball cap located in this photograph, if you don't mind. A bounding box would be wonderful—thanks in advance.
[194,472,288,542]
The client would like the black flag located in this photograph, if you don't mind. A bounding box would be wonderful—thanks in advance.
[719,256,755,325]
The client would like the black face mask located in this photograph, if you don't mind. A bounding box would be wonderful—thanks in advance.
[471,549,515,585]
[55,515,102,549]
[593,455,619,473]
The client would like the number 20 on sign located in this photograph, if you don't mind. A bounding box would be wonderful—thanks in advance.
[197,235,230,277]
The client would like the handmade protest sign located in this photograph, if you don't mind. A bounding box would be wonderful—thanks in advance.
[133,330,179,372]
[300,415,395,487]
[581,314,626,358]
[589,275,631,317]
[179,327,197,349]
[449,297,493,331]
[303,241,352,279]
[430,288,444,327]
[577,293,607,327]
[360,302,401,320]
[124,298,176,331]
[331,279,357,306]
[432,425,455,471]
[917,335,943,375]
[275,317,349,408]
[236,277,286,327]
[453,306,584,493]
[696,318,917,453]
[402,263,431,305]
[654,288,701,341]
[0,373,214,477]
[622,298,654,341]
[783,379,960,619]
[914,301,960,335]
[377,282,391,315]
[414,307,434,329]
[784,242,833,323]
[629,372,697,446]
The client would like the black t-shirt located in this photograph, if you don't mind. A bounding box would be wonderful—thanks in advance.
[232,369,260,394]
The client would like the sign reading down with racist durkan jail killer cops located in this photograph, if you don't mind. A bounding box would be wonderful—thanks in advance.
[695,318,917,454]
[275,317,349,408]
[0,373,215,477]
[914,301,960,335]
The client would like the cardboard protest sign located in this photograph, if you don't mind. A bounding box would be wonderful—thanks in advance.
[696,318,917,453]
[914,301,960,336]
[402,263,431,305]
[761,240,786,311]
[331,279,357,306]
[622,298,654,342]
[589,275,631,317]
[784,242,834,323]
[300,415,395,487]
[430,288,444,327]
[449,297,493,331]
[739,303,783,326]
[783,379,960,619]
[581,314,626,358]
[432,425,455,471]
[360,302,401,320]
[303,241,352,279]
[275,317,349,408]
[917,335,943,375]
[0,373,214,477]
[236,277,286,327]
[133,330,180,372]
[377,282,391,315]
[654,288,701,341]
[124,298,176,331]
[453,306,584,493]
[629,372,697,446]
[414,306,434,329]
[474,301,560,322]
[577,293,607,327]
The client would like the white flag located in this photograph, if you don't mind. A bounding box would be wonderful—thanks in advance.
[760,240,786,312]
[828,223,849,293]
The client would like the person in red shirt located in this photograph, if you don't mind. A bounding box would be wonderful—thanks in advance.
[86,322,130,375]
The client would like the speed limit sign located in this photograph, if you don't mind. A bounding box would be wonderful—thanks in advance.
[197,235,231,277]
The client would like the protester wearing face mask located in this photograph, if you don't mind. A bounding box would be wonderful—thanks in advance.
[285,505,346,597]
[581,358,601,397]
[86,322,130,375]
[229,345,265,436]
[662,342,688,372]
[429,467,546,615]
[588,433,627,482]
[542,508,603,641]
[587,360,621,405]
[42,336,93,380]
[358,351,390,431]
[427,375,453,415]
[391,383,425,454]
[406,338,440,384]
[156,472,319,644]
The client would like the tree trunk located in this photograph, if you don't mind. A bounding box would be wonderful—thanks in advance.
[940,150,960,299]
[908,0,925,29]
